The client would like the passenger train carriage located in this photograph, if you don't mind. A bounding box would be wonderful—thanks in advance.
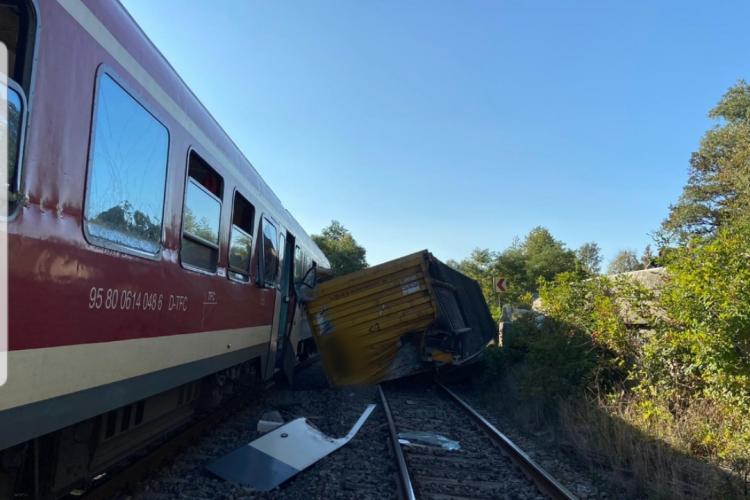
[0,0,329,495]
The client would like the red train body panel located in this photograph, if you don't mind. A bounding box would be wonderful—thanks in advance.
[0,0,328,466]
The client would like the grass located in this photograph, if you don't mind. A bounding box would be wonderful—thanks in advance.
[474,352,748,499]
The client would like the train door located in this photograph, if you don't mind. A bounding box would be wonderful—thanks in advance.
[262,227,295,379]
[274,231,296,373]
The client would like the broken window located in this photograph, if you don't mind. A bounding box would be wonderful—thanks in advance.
[84,73,170,256]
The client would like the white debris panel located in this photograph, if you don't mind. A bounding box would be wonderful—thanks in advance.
[207,404,376,491]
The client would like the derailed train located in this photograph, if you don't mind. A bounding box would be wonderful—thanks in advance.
[307,251,497,386]
[0,0,330,495]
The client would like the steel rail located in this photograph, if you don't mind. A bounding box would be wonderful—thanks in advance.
[378,384,417,500]
[436,382,577,500]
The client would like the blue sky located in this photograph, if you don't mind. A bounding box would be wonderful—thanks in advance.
[121,0,750,267]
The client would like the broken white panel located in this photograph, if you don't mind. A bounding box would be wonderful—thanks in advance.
[208,404,376,491]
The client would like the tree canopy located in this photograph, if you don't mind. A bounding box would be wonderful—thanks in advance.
[312,221,368,276]
[576,242,603,276]
[661,80,750,243]
[607,249,640,275]
[521,227,578,284]
[451,226,579,311]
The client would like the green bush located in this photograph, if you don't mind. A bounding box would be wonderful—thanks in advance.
[535,272,651,394]
[527,223,750,477]
[648,224,750,408]
[636,224,750,468]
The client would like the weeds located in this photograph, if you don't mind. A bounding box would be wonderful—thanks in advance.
[480,226,750,497]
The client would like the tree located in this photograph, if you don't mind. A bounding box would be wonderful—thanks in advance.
[495,244,530,305]
[661,81,750,243]
[607,250,640,275]
[640,244,656,269]
[312,221,367,276]
[452,227,578,311]
[576,242,603,275]
[521,227,578,285]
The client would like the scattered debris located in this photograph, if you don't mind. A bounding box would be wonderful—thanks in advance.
[397,431,460,451]
[207,404,376,491]
[257,410,285,434]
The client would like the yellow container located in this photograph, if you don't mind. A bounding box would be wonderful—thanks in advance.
[306,251,439,385]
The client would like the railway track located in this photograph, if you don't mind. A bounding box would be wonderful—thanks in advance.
[77,377,576,500]
[379,380,577,500]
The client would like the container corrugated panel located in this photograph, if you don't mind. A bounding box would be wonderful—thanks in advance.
[306,251,438,385]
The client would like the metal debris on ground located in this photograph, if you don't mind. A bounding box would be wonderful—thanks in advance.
[207,404,376,491]
[256,410,285,434]
[397,431,460,451]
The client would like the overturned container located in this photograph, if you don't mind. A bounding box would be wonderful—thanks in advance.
[306,251,496,385]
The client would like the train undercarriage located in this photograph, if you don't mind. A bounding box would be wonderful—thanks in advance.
[0,358,263,499]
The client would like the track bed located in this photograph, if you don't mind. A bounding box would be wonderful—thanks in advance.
[381,380,554,500]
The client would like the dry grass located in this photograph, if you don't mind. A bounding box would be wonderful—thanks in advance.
[476,362,748,499]
[558,397,746,499]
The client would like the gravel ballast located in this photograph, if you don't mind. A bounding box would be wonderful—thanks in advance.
[134,363,397,500]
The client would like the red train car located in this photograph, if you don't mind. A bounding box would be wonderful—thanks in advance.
[0,0,329,495]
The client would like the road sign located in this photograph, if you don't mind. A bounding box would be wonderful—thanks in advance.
[493,277,507,293]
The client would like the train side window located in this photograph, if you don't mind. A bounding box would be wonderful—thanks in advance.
[228,192,254,282]
[0,1,36,92]
[309,260,318,286]
[302,253,316,287]
[294,245,302,281]
[84,73,169,256]
[277,230,286,289]
[4,81,25,210]
[259,217,279,287]
[181,153,223,273]
[1,1,35,213]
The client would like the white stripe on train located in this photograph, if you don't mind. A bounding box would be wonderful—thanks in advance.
[0,325,271,411]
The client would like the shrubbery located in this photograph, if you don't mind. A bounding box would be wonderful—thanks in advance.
[488,223,750,495]
[639,224,750,472]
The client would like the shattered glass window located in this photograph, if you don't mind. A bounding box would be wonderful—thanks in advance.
[84,73,169,255]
